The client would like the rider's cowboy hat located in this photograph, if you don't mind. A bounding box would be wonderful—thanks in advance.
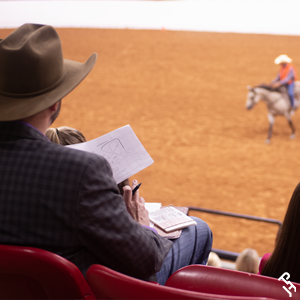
[274,54,292,64]
[0,23,97,121]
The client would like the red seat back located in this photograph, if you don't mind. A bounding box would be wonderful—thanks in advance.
[166,265,300,300]
[0,244,95,299]
[86,264,277,300]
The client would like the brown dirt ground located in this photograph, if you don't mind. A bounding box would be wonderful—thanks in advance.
[2,28,300,258]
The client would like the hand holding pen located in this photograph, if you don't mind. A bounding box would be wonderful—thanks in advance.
[123,180,149,226]
[132,182,142,196]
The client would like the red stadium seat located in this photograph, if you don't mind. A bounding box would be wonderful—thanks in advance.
[166,265,300,300]
[0,244,96,299]
[86,264,277,300]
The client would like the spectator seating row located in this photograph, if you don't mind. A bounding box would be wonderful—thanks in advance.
[0,244,297,300]
[87,264,277,300]
[166,265,300,299]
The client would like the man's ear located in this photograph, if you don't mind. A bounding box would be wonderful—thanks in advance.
[49,101,61,111]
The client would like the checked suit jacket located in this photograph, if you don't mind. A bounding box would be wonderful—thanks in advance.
[0,121,172,279]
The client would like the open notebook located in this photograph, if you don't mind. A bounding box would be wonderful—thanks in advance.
[149,206,196,233]
[145,203,196,238]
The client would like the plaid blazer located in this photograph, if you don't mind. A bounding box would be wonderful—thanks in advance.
[0,121,172,279]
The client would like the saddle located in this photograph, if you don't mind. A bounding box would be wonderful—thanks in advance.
[258,84,293,110]
[257,84,285,93]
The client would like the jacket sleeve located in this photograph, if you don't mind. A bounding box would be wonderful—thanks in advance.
[271,73,280,84]
[76,154,173,279]
[280,69,295,85]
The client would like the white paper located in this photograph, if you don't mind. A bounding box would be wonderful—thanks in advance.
[149,206,196,232]
[145,202,162,213]
[67,125,154,184]
[145,202,162,228]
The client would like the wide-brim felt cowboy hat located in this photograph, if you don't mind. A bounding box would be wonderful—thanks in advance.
[0,23,97,121]
[274,54,292,64]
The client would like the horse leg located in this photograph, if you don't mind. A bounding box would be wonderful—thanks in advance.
[284,112,296,139]
[266,113,274,144]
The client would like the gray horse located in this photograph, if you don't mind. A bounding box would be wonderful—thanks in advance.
[245,84,300,143]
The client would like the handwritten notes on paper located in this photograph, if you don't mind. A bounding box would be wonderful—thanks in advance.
[149,206,196,233]
[67,125,154,184]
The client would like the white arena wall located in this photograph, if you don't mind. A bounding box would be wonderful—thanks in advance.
[0,0,299,36]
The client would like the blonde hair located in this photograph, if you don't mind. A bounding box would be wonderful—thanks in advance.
[235,248,259,274]
[207,252,222,268]
[46,126,86,146]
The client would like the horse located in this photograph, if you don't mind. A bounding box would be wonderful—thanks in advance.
[245,83,300,143]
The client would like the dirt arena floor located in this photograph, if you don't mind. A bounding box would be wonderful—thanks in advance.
[2,27,300,258]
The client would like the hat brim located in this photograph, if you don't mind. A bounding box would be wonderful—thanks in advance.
[275,57,292,64]
[0,53,97,121]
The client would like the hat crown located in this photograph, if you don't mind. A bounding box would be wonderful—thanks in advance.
[0,24,64,96]
[274,54,292,65]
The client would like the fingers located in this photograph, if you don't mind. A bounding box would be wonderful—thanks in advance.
[138,197,145,204]
[131,179,139,191]
[135,196,144,221]
[123,185,132,192]
[123,179,140,201]
[122,185,134,217]
[122,180,149,225]
[123,185,132,203]
[136,197,150,226]
[131,179,140,200]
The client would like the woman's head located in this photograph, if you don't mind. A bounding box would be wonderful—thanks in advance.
[207,252,222,268]
[46,126,86,146]
[235,248,259,274]
[262,182,300,282]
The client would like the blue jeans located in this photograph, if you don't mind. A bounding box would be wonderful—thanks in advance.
[287,82,295,107]
[156,216,212,285]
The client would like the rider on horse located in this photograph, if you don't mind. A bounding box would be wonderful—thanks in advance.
[271,54,297,109]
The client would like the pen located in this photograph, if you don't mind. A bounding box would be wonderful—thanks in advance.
[132,183,142,196]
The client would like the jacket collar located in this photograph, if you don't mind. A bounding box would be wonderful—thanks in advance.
[0,121,49,142]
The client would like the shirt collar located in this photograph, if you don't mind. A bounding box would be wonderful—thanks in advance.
[18,121,50,141]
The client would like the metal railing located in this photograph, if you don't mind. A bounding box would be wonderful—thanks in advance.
[188,206,282,261]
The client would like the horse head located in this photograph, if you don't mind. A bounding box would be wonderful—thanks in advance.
[245,86,261,110]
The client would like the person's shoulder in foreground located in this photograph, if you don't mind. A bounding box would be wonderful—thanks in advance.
[258,253,271,275]
[0,23,172,280]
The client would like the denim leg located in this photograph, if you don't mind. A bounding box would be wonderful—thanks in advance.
[288,82,295,107]
[156,216,212,285]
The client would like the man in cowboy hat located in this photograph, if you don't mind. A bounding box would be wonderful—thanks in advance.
[271,54,297,109]
[0,24,212,284]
